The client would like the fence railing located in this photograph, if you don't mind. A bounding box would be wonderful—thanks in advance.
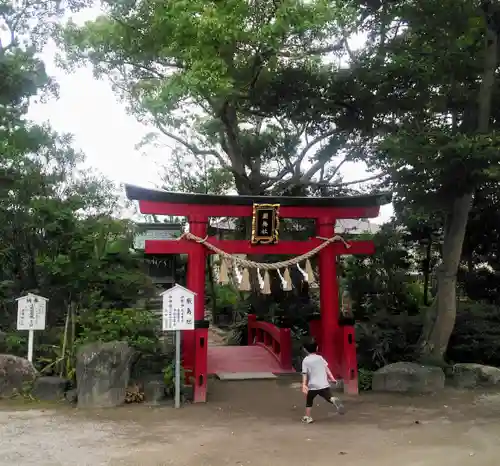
[247,314,293,370]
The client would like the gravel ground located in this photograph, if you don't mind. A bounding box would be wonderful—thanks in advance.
[1,381,499,466]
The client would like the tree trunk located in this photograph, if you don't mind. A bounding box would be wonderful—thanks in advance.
[419,19,498,364]
[423,240,432,306]
[419,193,473,364]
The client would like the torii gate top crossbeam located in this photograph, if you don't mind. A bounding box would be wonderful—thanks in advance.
[125,185,392,219]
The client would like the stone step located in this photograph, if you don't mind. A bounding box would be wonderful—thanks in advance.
[216,372,277,381]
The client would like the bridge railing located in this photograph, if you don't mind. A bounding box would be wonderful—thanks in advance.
[247,314,293,370]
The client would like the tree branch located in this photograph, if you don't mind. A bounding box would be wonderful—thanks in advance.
[299,158,330,184]
[152,114,221,158]
[278,44,343,58]
[342,30,355,62]
[314,173,385,188]
[326,157,348,181]
[295,129,338,176]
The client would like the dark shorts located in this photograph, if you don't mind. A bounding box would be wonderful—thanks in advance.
[306,387,332,407]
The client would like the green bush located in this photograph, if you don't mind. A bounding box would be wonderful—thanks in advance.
[0,332,27,355]
[162,359,193,397]
[356,313,422,371]
[447,301,500,366]
[213,284,239,308]
[358,368,373,391]
[76,308,159,352]
[76,308,172,378]
[209,284,240,327]
[355,300,500,371]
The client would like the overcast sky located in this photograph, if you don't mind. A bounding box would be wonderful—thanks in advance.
[25,8,394,224]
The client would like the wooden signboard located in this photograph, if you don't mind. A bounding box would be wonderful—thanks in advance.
[251,203,280,244]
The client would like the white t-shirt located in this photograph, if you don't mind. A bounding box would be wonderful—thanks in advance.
[302,353,330,390]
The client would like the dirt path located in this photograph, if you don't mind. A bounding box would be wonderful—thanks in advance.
[207,327,227,346]
[1,381,500,466]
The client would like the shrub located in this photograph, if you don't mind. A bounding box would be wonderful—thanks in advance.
[209,284,240,327]
[447,301,500,366]
[356,313,422,371]
[0,332,27,356]
[76,308,159,352]
[76,308,170,378]
[358,368,374,391]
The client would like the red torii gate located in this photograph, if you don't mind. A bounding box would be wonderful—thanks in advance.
[126,185,391,403]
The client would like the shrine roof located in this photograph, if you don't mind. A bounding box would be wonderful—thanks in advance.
[125,184,392,208]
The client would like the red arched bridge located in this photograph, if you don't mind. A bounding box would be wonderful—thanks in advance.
[207,315,294,377]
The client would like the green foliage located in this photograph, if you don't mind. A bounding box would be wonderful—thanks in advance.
[347,225,500,370]
[447,301,500,366]
[213,285,240,308]
[0,333,27,355]
[0,0,154,346]
[345,224,424,321]
[344,225,425,369]
[76,308,169,381]
[461,268,500,305]
[461,181,500,296]
[344,0,500,358]
[37,343,76,381]
[60,0,336,109]
[208,284,240,327]
[226,299,252,346]
[358,369,373,391]
[162,360,192,397]
[58,0,365,197]
[158,148,235,195]
[76,308,159,353]
[356,314,423,370]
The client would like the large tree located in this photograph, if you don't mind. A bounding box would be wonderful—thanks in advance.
[251,0,500,361]
[57,0,380,196]
[0,0,154,331]
[338,0,500,363]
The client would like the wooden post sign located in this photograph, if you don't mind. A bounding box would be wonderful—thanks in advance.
[251,203,280,244]
[16,293,48,363]
[160,284,196,409]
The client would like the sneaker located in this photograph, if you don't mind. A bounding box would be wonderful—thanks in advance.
[301,416,314,424]
[331,397,346,415]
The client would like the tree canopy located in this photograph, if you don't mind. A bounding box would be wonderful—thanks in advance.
[57,0,381,196]
[0,0,153,334]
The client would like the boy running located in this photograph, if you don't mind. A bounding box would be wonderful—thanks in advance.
[301,341,345,423]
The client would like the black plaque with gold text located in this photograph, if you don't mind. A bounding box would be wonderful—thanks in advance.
[251,203,280,244]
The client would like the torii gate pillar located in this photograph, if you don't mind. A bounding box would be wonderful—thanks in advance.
[317,216,340,376]
[184,215,208,403]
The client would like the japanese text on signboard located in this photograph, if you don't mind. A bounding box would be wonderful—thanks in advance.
[162,285,195,331]
[17,294,47,331]
[251,203,280,244]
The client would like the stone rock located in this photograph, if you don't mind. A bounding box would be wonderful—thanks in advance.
[64,388,78,404]
[32,376,68,401]
[76,341,134,408]
[372,362,445,393]
[451,363,500,389]
[143,377,165,405]
[0,354,37,398]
